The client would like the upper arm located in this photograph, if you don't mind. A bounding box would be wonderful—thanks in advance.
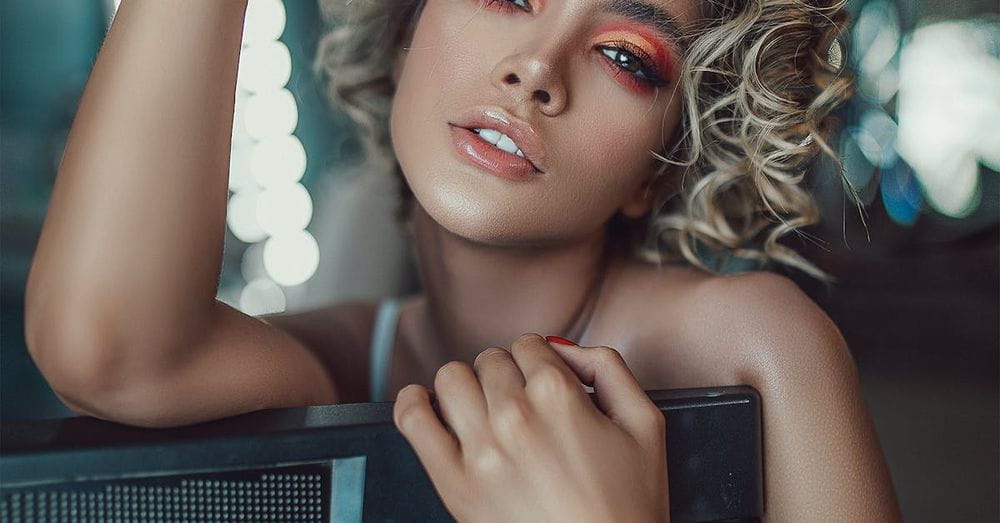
[63,300,340,428]
[706,273,902,521]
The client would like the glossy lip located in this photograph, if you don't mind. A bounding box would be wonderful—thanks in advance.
[450,126,539,181]
[449,107,547,173]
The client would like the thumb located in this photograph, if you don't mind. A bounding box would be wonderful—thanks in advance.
[545,338,661,437]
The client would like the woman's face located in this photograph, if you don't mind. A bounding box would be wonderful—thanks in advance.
[390,0,697,246]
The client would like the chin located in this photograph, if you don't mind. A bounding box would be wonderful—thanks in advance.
[412,184,527,245]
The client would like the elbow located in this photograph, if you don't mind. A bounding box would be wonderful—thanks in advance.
[24,304,157,425]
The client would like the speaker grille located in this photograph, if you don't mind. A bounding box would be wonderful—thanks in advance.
[1,464,330,522]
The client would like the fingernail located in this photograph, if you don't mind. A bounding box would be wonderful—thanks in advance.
[545,335,578,346]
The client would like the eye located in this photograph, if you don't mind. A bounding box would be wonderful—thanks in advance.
[479,0,670,93]
[483,0,532,13]
[597,43,669,89]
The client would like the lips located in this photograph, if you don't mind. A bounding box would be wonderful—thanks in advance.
[450,107,547,173]
[450,126,539,181]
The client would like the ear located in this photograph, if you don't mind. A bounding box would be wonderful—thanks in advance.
[620,175,657,219]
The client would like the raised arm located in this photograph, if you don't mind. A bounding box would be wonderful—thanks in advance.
[24,0,337,428]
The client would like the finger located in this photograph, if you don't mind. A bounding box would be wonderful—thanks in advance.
[473,347,526,411]
[545,340,664,440]
[511,333,589,402]
[433,360,489,445]
[394,384,463,485]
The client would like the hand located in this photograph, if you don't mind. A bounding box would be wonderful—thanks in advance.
[392,333,669,522]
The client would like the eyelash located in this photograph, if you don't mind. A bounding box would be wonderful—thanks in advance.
[480,0,668,90]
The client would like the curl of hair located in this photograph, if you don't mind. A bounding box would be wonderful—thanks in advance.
[314,0,855,280]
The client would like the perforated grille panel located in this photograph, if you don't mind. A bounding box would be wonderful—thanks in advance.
[0,463,341,522]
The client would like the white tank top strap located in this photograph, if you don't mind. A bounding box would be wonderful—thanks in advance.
[369,297,402,402]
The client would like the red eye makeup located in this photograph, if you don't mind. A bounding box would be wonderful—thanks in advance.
[475,1,678,95]
[593,21,675,81]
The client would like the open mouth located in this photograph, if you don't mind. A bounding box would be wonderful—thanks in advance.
[467,128,526,159]
[450,125,540,180]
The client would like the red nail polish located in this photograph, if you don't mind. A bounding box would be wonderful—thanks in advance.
[545,335,578,346]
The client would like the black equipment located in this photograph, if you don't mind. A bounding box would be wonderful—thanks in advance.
[1,386,762,522]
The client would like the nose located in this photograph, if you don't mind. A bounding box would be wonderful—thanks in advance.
[490,51,568,117]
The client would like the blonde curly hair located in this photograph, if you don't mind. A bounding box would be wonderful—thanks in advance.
[314,0,854,280]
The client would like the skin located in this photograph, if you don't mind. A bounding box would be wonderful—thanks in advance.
[388,0,696,379]
[24,0,901,520]
[379,0,902,520]
[394,334,669,522]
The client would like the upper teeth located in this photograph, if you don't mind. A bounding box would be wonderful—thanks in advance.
[473,128,525,158]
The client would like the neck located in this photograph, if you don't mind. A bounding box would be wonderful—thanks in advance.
[408,204,617,365]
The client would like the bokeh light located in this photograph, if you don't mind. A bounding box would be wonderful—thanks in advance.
[242,0,286,47]
[842,3,999,226]
[239,277,287,316]
[263,230,320,287]
[226,0,317,311]
[226,186,267,243]
[896,20,1000,219]
[244,88,298,140]
[257,182,313,235]
[236,41,292,94]
[250,135,307,187]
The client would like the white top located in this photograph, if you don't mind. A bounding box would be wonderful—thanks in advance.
[369,297,401,402]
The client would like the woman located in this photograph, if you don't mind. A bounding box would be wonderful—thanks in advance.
[24,0,899,519]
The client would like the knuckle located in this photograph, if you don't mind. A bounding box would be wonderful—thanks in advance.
[394,397,423,433]
[528,366,578,397]
[435,360,470,387]
[518,332,544,343]
[467,443,510,478]
[473,347,509,369]
[491,398,534,437]
[593,345,626,366]
[512,332,543,349]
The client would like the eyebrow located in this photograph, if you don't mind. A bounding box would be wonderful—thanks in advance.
[597,0,686,46]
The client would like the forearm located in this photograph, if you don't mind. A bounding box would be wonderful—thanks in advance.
[26,0,249,378]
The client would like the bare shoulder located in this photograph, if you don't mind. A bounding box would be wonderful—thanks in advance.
[686,270,854,383]
[261,300,379,403]
[620,264,901,519]
[612,262,854,387]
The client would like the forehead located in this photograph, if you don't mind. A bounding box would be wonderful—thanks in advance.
[593,0,700,43]
[543,0,703,24]
[520,0,703,49]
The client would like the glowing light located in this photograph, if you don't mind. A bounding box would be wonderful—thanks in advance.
[880,163,923,226]
[229,144,254,193]
[250,135,307,187]
[852,1,901,103]
[243,0,286,47]
[227,187,268,243]
[239,277,287,316]
[853,1,900,76]
[240,243,267,282]
[244,88,298,140]
[225,0,320,307]
[236,41,292,94]
[858,110,898,168]
[263,230,320,287]
[257,182,313,235]
[896,20,1000,218]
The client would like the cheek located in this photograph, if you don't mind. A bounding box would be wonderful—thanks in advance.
[391,8,460,160]
[558,85,676,197]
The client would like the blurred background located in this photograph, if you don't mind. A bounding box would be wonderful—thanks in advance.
[1,0,997,520]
